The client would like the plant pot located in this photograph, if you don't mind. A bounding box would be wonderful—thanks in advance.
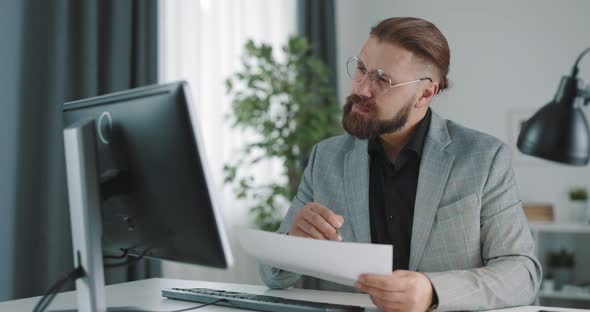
[570,200,588,223]
[541,278,555,292]
[553,267,573,290]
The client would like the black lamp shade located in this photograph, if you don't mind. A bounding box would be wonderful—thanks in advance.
[517,76,590,166]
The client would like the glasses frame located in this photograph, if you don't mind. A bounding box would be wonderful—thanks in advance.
[346,56,432,95]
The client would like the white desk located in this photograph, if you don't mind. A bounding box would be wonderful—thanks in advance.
[0,278,585,312]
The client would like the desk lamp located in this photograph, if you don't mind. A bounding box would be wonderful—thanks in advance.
[517,47,590,165]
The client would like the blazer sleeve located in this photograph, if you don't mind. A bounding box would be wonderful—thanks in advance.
[424,143,542,311]
[258,144,319,289]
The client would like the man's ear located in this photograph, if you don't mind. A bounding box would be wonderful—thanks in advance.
[415,83,438,108]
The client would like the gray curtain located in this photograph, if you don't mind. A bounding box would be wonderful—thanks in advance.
[297,0,338,95]
[0,0,25,302]
[297,0,339,290]
[0,0,159,301]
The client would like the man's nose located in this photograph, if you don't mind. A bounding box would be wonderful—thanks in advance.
[353,75,374,98]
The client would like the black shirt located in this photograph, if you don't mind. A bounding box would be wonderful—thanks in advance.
[368,109,431,271]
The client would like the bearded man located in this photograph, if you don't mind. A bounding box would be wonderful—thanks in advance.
[259,17,541,312]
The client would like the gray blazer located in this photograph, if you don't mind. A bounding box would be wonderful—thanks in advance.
[259,111,542,311]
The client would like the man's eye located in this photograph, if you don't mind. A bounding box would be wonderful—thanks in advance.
[356,66,367,74]
[375,70,390,84]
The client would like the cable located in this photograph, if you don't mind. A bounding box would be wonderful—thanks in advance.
[103,247,130,259]
[104,240,153,260]
[35,247,219,312]
[105,299,228,312]
[33,248,145,312]
[31,265,225,312]
[32,266,85,312]
[102,247,134,259]
[571,46,590,78]
[104,247,151,269]
[34,267,84,312]
[162,299,228,312]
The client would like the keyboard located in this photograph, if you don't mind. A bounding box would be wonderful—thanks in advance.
[161,287,365,312]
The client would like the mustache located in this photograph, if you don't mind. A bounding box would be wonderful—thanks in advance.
[345,94,375,111]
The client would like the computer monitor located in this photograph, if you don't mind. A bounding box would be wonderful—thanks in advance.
[61,81,233,311]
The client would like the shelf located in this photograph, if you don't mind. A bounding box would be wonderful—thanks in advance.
[529,222,590,234]
[539,290,590,301]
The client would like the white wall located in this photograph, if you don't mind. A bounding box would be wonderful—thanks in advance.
[336,0,590,222]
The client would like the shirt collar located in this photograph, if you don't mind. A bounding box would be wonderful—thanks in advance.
[406,108,431,157]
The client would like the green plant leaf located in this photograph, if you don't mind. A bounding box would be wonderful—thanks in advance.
[224,35,342,231]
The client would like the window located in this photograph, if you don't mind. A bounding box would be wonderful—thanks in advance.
[158,0,296,284]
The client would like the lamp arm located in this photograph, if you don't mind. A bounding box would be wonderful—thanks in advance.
[571,46,590,78]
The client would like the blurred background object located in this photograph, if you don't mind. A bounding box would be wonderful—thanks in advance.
[567,187,588,223]
[223,36,341,232]
[523,203,555,222]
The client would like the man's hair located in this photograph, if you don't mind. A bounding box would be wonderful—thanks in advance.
[370,17,450,93]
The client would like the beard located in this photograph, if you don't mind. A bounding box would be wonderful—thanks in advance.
[341,94,414,140]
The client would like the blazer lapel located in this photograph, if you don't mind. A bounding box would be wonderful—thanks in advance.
[409,112,454,270]
[343,139,371,243]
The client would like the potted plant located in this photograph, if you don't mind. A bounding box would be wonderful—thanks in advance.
[568,187,588,223]
[547,249,575,290]
[224,36,341,231]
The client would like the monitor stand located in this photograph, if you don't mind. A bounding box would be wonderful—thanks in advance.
[56,119,142,312]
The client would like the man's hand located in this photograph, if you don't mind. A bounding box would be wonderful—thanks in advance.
[288,202,344,241]
[355,270,434,312]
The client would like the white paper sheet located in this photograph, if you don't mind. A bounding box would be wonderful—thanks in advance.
[236,227,392,286]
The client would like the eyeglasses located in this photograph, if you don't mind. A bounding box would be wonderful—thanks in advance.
[346,56,432,96]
